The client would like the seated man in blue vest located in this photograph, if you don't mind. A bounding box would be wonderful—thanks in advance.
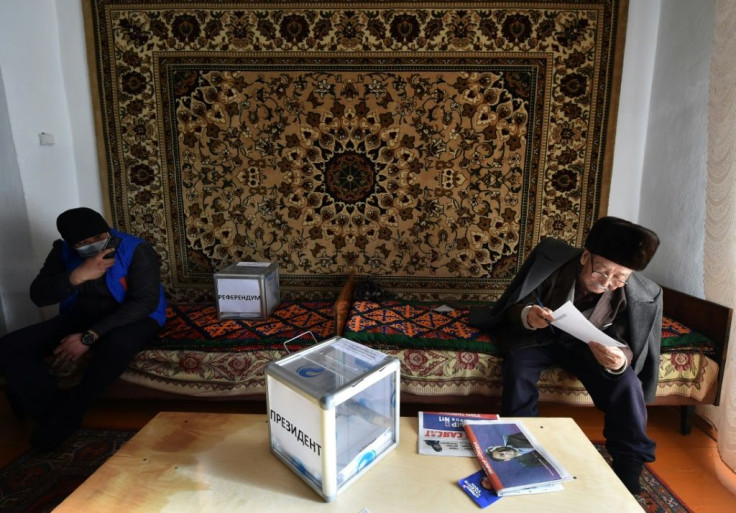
[0,207,166,451]
[470,217,661,495]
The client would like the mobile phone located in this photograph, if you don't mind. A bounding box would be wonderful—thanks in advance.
[103,236,122,259]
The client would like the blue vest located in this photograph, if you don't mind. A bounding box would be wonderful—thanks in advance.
[59,228,167,326]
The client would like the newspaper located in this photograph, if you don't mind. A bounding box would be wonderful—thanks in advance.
[418,412,499,457]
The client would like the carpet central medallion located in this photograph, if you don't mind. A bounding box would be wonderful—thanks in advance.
[324,151,376,205]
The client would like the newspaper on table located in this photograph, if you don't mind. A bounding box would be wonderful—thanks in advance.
[418,411,499,457]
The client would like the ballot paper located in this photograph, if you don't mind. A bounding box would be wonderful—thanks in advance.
[549,301,625,347]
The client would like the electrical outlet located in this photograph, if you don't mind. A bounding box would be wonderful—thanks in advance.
[39,132,55,146]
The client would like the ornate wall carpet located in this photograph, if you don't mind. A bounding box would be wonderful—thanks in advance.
[84,0,628,302]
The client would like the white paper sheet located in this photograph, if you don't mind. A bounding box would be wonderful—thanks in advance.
[549,301,625,347]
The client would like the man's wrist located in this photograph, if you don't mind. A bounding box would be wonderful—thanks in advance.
[68,269,85,286]
[81,330,99,346]
[521,305,537,330]
[604,363,627,375]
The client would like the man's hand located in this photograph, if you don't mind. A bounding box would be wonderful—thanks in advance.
[53,333,90,362]
[526,304,555,329]
[69,250,115,285]
[589,341,626,371]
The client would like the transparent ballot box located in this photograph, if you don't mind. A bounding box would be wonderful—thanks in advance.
[213,262,280,320]
[265,336,400,501]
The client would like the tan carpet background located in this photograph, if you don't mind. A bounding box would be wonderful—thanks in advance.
[84,0,627,302]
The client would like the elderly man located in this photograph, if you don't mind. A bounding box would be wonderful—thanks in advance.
[470,216,662,495]
[0,207,166,451]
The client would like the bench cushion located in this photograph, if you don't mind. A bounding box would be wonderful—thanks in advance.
[339,300,720,404]
[117,299,719,403]
[153,301,336,351]
[342,300,717,355]
[119,301,335,397]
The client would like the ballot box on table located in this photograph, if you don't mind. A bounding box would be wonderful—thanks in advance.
[265,336,400,501]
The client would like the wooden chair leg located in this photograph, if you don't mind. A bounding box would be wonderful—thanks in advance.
[680,405,695,435]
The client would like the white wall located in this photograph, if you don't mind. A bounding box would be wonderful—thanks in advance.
[0,0,89,255]
[608,0,661,222]
[0,0,84,331]
[0,67,38,332]
[58,1,103,209]
[636,0,715,297]
[609,0,715,301]
[0,0,710,327]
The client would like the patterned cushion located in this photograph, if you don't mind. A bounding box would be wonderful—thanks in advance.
[153,301,336,352]
[341,300,716,356]
[660,316,716,355]
[117,300,718,402]
[338,300,719,404]
[343,300,501,355]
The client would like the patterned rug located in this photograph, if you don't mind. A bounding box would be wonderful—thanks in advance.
[84,0,628,302]
[0,431,690,512]
[594,443,692,513]
[0,428,136,513]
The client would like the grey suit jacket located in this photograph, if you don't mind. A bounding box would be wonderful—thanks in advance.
[470,238,663,402]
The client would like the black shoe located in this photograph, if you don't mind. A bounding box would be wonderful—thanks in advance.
[3,390,27,420]
[612,460,643,495]
[30,412,83,453]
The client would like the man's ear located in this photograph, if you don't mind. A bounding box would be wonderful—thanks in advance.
[580,249,591,266]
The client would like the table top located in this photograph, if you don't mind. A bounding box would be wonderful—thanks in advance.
[54,412,641,513]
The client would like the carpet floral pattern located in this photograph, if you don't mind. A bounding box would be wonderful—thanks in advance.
[86,0,627,301]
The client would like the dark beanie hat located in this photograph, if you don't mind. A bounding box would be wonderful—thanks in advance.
[584,216,659,271]
[56,207,110,246]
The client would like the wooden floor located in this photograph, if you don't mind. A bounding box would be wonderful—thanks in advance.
[1,396,735,511]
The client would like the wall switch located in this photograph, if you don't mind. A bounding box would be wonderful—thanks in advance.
[39,132,55,146]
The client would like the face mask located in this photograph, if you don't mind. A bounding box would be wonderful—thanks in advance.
[76,237,109,258]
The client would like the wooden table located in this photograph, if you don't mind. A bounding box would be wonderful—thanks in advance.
[54,413,642,512]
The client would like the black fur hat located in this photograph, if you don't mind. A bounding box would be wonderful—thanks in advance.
[56,207,110,246]
[584,216,659,271]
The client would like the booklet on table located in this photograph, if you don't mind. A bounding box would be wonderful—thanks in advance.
[463,419,571,497]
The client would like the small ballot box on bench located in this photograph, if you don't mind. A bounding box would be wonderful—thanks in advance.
[213,262,280,320]
[265,337,400,502]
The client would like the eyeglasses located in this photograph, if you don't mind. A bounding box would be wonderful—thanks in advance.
[589,255,630,288]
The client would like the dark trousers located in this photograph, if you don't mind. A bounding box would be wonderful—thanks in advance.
[501,342,656,466]
[0,314,158,422]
